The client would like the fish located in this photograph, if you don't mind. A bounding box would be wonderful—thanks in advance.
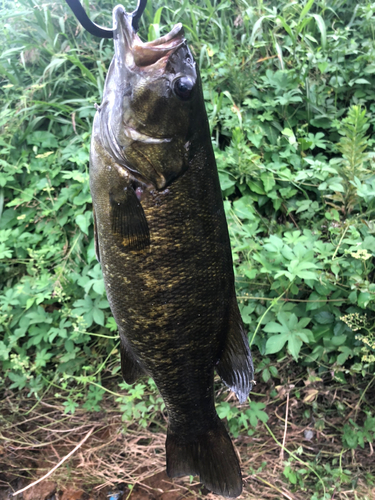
[89,4,254,497]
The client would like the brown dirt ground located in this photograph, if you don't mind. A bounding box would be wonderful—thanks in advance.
[1,376,375,500]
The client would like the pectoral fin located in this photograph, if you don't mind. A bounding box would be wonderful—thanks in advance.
[216,298,254,403]
[110,186,150,251]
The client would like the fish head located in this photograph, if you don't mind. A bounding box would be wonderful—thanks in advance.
[100,5,199,190]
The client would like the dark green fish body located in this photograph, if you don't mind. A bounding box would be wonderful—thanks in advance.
[90,6,253,497]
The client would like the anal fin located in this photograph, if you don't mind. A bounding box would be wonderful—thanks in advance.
[216,297,254,403]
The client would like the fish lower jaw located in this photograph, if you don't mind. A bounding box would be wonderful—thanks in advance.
[123,126,171,144]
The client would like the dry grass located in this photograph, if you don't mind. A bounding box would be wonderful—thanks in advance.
[1,377,375,500]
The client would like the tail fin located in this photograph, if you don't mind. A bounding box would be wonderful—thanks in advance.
[166,419,242,498]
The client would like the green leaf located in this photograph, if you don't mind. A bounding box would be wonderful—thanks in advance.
[8,371,28,390]
[298,317,311,329]
[265,333,289,354]
[65,54,97,85]
[287,336,302,361]
[312,14,327,50]
[299,0,314,21]
[93,307,105,326]
[76,212,91,235]
[358,292,371,309]
[264,321,287,334]
[306,292,327,311]
[250,16,267,45]
[0,341,11,360]
[314,312,335,324]
[63,399,79,415]
[245,402,268,427]
[219,171,236,192]
[296,270,318,280]
[233,196,255,220]
[353,78,370,85]
[337,346,352,365]
[248,180,266,195]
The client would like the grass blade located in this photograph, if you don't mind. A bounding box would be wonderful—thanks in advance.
[250,16,267,46]
[312,14,327,50]
[299,0,314,22]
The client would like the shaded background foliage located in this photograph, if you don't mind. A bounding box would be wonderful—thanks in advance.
[1,0,375,474]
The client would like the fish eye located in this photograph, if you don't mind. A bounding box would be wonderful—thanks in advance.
[174,77,194,100]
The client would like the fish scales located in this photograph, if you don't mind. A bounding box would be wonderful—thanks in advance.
[90,5,254,497]
[93,134,231,422]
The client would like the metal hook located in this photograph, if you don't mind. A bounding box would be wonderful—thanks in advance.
[131,0,147,32]
[64,0,148,38]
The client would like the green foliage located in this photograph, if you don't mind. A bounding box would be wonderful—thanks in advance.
[327,105,372,214]
[0,0,116,397]
[1,0,375,459]
[265,312,312,361]
[282,456,353,499]
[117,380,165,429]
[1,2,375,498]
[209,0,375,380]
[217,399,268,437]
[342,415,375,450]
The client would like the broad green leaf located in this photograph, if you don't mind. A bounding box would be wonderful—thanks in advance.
[287,336,302,361]
[93,307,105,326]
[358,292,371,309]
[248,180,266,195]
[245,402,268,427]
[76,212,91,235]
[264,321,287,334]
[265,333,289,354]
[260,172,276,192]
[314,312,335,324]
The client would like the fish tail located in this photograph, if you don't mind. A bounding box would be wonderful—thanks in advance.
[166,418,242,498]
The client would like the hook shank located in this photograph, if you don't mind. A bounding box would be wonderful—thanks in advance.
[64,0,148,38]
[65,0,114,38]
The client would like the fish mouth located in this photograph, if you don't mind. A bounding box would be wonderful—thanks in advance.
[113,5,185,69]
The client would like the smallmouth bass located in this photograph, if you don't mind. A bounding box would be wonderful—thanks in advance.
[90,5,254,497]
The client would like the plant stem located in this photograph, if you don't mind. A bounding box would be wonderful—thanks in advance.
[332,224,349,260]
[249,281,293,346]
[264,422,326,497]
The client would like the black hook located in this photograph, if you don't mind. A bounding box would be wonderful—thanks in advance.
[64,0,148,38]
[131,0,147,32]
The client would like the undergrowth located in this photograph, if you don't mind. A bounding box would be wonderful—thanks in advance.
[1,0,375,498]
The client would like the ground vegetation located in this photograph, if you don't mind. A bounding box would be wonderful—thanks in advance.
[1,0,375,498]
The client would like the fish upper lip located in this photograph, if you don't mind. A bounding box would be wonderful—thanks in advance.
[123,126,172,144]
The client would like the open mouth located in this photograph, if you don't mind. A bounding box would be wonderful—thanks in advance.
[114,5,185,68]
